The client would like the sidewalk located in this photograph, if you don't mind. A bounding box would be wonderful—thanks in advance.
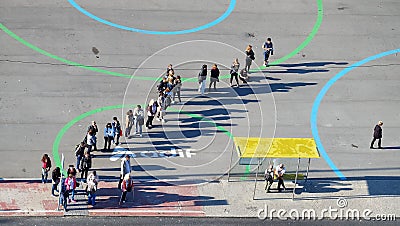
[0,177,399,218]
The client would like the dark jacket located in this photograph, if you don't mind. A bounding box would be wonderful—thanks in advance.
[80,156,92,170]
[246,49,255,60]
[210,68,220,78]
[373,125,382,139]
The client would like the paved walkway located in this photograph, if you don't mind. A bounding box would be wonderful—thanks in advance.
[0,177,399,219]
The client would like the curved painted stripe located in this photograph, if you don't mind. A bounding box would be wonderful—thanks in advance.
[68,0,236,35]
[0,0,323,80]
[310,48,400,180]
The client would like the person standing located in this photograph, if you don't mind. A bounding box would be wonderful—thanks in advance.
[156,92,166,123]
[262,38,274,66]
[119,173,133,205]
[118,154,131,189]
[172,75,182,103]
[103,123,114,151]
[370,121,383,149]
[209,64,220,91]
[264,165,274,193]
[276,164,286,192]
[125,110,134,138]
[146,99,157,129]
[51,167,61,196]
[67,165,77,177]
[41,154,52,183]
[86,129,96,153]
[65,173,77,202]
[112,117,122,145]
[75,142,85,171]
[133,105,145,137]
[198,64,207,95]
[86,172,98,206]
[80,152,92,180]
[87,121,98,151]
[230,58,240,87]
[166,64,174,77]
[245,45,255,73]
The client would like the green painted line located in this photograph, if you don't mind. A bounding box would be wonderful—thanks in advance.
[52,104,233,176]
[0,0,323,81]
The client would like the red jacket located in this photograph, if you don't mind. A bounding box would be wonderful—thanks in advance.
[65,177,77,190]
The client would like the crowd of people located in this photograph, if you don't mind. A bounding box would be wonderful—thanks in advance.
[39,40,277,211]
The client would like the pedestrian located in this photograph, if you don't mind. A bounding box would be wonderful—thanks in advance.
[86,172,98,206]
[118,154,131,189]
[133,105,145,137]
[157,77,168,92]
[209,64,220,91]
[119,173,133,205]
[65,173,77,202]
[198,64,207,95]
[41,154,51,183]
[60,181,69,211]
[245,45,255,73]
[239,68,248,85]
[370,121,383,149]
[172,75,182,103]
[264,165,274,193]
[230,58,240,87]
[275,164,286,192]
[166,64,174,77]
[262,38,274,66]
[67,164,77,177]
[51,167,61,196]
[146,99,157,129]
[103,123,114,151]
[125,110,134,137]
[86,129,96,153]
[156,92,166,123]
[80,151,92,180]
[87,121,98,151]
[112,117,122,145]
[74,142,85,171]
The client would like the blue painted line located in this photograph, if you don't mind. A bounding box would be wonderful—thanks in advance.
[68,0,236,35]
[311,48,400,180]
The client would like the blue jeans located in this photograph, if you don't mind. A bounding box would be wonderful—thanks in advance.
[69,189,75,200]
[51,183,59,196]
[264,50,271,62]
[76,156,82,170]
[88,193,96,205]
[41,168,48,183]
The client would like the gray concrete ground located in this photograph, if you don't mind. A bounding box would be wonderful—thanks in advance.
[0,0,400,222]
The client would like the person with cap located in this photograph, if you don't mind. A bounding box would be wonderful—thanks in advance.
[370,121,383,149]
[118,154,131,189]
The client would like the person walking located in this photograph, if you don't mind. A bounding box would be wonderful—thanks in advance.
[74,142,85,171]
[103,123,114,151]
[112,117,122,145]
[198,64,207,95]
[65,173,77,202]
[208,64,220,92]
[166,64,174,77]
[125,110,134,137]
[87,121,98,151]
[230,58,240,87]
[264,165,274,193]
[245,45,255,73]
[172,75,182,103]
[146,99,157,129]
[370,121,383,149]
[41,154,52,183]
[262,38,274,66]
[60,181,69,212]
[118,154,132,189]
[156,92,166,123]
[86,172,98,206]
[51,167,61,196]
[133,105,145,137]
[276,164,286,192]
[80,151,92,180]
[119,173,133,205]
[67,165,77,177]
